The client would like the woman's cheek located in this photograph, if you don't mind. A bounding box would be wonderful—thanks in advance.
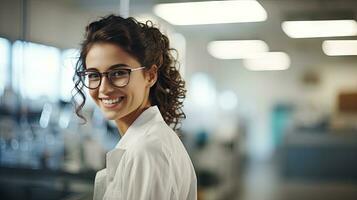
[89,90,98,102]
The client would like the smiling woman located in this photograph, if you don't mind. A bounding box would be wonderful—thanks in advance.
[72,15,197,200]
[73,15,187,131]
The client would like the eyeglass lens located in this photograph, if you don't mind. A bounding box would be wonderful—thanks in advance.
[82,69,130,89]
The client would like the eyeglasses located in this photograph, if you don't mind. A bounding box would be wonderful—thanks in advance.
[78,65,146,89]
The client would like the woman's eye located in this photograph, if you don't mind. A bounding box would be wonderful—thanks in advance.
[111,70,127,77]
[88,73,100,79]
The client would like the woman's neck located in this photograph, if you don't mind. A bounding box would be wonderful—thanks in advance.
[115,102,151,136]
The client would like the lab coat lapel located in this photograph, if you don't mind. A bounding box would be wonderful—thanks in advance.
[95,106,167,200]
[106,148,126,183]
[104,106,164,183]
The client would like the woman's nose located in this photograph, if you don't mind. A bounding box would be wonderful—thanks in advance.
[99,76,114,93]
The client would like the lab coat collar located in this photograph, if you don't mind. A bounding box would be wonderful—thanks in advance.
[115,105,164,150]
[105,106,164,180]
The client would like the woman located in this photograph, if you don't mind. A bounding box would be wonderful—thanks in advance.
[73,15,197,200]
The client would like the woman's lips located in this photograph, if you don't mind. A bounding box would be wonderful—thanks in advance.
[100,97,125,109]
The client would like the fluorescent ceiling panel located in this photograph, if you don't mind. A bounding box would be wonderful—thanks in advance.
[207,40,269,59]
[322,40,357,56]
[243,52,290,71]
[153,0,267,25]
[282,20,357,38]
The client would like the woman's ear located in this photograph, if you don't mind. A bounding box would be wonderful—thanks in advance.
[145,65,158,87]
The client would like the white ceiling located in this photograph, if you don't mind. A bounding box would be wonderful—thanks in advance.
[1,0,356,74]
[132,0,357,72]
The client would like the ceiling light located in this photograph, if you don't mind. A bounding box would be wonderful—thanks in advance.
[207,40,269,59]
[282,20,357,38]
[153,0,267,25]
[322,40,357,56]
[243,52,290,71]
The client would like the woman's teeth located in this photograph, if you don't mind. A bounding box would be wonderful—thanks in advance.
[102,97,123,105]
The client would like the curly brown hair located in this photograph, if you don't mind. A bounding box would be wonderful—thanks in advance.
[72,14,186,130]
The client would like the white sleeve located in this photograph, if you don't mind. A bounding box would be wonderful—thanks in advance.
[120,143,172,200]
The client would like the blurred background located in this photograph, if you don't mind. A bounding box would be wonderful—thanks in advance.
[1,0,357,199]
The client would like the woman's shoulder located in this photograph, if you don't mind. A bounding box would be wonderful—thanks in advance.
[123,120,183,162]
[147,120,176,136]
[126,123,171,155]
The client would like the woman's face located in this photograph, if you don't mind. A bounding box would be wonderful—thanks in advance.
[85,42,153,124]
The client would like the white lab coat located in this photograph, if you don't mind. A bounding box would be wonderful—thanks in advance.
[93,106,197,200]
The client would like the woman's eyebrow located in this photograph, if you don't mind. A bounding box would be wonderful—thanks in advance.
[86,63,129,71]
[108,63,130,70]
[85,67,99,71]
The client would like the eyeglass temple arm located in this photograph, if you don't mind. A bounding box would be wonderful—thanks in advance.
[130,66,146,71]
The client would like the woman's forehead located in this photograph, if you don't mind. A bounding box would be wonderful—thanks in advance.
[86,63,130,71]
[85,43,139,71]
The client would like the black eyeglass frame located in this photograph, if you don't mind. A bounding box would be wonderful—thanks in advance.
[77,65,146,89]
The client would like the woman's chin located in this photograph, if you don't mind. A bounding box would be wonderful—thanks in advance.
[103,112,121,121]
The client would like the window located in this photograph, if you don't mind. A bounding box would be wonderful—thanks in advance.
[12,41,61,101]
[61,49,79,101]
[0,37,10,96]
